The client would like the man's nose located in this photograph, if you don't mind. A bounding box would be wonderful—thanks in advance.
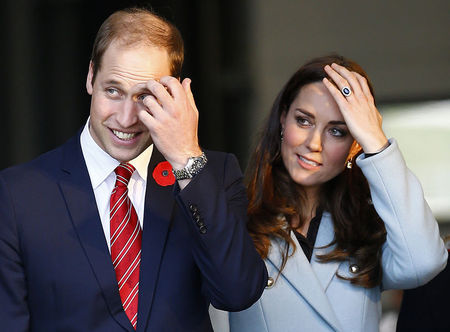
[116,99,139,128]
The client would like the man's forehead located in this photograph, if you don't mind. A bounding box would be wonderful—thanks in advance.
[96,42,171,85]
[105,39,169,60]
[101,39,169,65]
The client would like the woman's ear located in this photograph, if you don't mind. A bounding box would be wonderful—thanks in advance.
[280,111,287,129]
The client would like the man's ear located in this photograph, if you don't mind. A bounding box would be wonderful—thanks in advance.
[86,61,94,95]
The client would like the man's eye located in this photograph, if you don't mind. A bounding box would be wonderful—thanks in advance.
[106,88,118,95]
[137,93,150,101]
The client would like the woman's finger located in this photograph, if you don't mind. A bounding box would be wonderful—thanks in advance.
[353,72,374,105]
[322,77,350,113]
[326,64,363,100]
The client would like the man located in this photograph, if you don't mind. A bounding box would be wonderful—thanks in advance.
[396,238,450,332]
[0,7,267,332]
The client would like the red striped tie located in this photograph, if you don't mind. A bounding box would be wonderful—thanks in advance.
[110,163,142,329]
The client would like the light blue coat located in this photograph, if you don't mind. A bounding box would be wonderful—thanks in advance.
[211,139,448,332]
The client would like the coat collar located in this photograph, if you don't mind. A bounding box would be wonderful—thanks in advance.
[135,147,175,332]
[59,133,134,331]
[311,212,341,292]
[266,212,343,332]
[58,133,176,331]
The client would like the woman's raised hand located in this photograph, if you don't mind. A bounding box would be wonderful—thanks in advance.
[323,63,388,154]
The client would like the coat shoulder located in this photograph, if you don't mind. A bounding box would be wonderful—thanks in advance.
[0,133,80,186]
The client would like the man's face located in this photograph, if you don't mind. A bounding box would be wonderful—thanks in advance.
[86,41,171,162]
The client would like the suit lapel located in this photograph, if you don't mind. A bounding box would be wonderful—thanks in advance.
[267,228,342,332]
[311,212,341,292]
[137,148,175,331]
[58,134,133,331]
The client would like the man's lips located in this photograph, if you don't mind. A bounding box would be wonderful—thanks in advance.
[111,129,139,141]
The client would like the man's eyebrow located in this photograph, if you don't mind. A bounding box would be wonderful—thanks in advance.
[104,80,122,86]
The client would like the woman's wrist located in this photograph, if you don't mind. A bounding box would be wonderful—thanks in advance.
[364,140,391,157]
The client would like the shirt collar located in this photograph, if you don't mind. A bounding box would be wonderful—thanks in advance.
[130,141,153,182]
[80,118,153,189]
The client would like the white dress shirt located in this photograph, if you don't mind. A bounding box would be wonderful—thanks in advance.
[80,119,153,251]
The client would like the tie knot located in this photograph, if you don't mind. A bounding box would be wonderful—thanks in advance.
[114,163,135,187]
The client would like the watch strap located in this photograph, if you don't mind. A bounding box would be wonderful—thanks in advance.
[172,152,208,180]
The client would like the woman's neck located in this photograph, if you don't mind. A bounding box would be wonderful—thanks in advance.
[291,188,319,236]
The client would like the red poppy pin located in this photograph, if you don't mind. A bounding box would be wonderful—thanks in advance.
[152,161,175,186]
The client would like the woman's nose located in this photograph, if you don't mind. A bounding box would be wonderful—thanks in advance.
[306,129,323,152]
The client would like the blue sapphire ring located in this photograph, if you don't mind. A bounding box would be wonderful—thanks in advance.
[341,86,352,97]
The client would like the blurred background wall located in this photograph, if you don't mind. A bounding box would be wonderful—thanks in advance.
[3,0,448,218]
[2,0,449,211]
[1,0,449,330]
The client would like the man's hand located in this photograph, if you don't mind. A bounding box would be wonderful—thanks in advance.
[138,76,202,170]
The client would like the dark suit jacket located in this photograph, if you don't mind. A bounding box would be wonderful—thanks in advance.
[0,132,268,332]
[396,253,450,332]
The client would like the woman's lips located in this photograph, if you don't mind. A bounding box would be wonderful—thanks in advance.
[297,154,321,170]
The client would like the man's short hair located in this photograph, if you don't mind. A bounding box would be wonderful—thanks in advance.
[90,7,184,83]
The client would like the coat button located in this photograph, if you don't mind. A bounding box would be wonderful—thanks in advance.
[199,225,207,234]
[266,277,274,288]
[349,264,360,274]
[189,204,198,212]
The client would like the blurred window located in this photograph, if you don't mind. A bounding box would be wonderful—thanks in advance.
[380,100,450,222]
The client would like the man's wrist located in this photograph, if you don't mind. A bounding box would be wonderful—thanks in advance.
[172,152,207,180]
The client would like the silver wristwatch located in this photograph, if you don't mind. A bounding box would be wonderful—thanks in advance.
[172,152,208,180]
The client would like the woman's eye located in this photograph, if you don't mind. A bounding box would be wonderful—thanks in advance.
[330,127,346,137]
[296,117,311,126]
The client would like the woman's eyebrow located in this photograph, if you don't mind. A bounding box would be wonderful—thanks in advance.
[329,120,346,125]
[295,108,315,118]
[295,108,346,125]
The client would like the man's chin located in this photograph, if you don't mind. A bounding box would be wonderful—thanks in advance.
[107,147,143,163]
[102,135,152,162]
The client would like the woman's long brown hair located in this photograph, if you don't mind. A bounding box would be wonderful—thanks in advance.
[246,54,387,288]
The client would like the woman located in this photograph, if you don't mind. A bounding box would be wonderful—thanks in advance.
[226,55,447,332]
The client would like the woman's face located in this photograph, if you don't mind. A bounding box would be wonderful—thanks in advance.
[280,82,354,196]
